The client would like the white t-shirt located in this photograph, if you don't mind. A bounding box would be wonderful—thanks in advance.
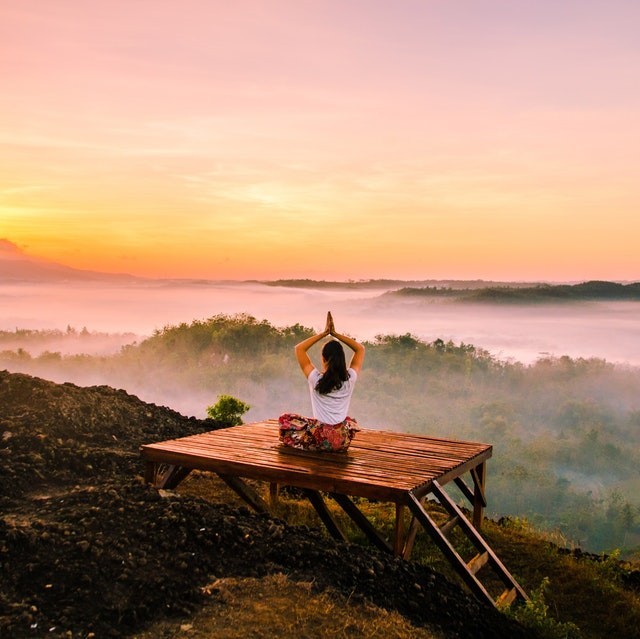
[307,367,358,425]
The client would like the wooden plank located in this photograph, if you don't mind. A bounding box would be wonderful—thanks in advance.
[142,447,421,491]
[497,588,517,607]
[140,448,413,501]
[145,439,448,477]
[330,493,393,554]
[142,439,491,492]
[467,551,489,575]
[147,437,482,476]
[144,440,489,465]
[142,422,491,458]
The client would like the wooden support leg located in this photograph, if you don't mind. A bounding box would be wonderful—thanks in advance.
[160,466,193,489]
[454,476,475,505]
[217,474,270,514]
[402,495,430,560]
[144,461,157,485]
[145,463,192,489]
[303,489,347,542]
[269,482,280,507]
[394,503,405,556]
[330,493,392,554]
[402,516,420,560]
[472,462,487,529]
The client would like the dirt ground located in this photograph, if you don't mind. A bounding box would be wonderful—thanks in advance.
[0,370,530,638]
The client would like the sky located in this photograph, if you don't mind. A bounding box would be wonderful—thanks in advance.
[1,0,639,281]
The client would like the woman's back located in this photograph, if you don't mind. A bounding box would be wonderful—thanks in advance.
[278,312,365,452]
[308,367,358,424]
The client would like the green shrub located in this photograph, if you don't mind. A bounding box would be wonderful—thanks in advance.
[506,577,581,639]
[206,394,250,426]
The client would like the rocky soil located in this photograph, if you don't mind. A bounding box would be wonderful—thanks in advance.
[0,370,532,638]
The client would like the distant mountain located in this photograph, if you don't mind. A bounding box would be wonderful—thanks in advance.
[389,280,640,302]
[258,278,540,290]
[0,239,140,283]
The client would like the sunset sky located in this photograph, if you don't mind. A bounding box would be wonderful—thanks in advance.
[2,1,639,281]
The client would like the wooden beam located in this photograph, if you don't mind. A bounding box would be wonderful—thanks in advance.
[144,461,157,485]
[402,515,421,560]
[454,476,475,505]
[439,515,460,538]
[217,473,270,513]
[303,489,348,542]
[472,462,487,529]
[329,493,393,554]
[394,503,405,556]
[470,467,487,507]
[269,482,280,507]
[146,464,193,489]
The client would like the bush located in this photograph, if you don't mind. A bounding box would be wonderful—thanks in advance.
[206,395,250,426]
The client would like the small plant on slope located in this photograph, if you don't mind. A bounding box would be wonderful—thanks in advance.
[206,395,250,426]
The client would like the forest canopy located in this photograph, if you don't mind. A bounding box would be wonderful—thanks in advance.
[2,314,640,557]
[390,280,640,303]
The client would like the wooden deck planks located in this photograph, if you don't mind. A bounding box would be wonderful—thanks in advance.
[141,421,492,501]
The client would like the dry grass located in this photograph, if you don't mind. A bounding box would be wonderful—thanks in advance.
[132,574,442,639]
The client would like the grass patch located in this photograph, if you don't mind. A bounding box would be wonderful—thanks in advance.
[133,574,442,639]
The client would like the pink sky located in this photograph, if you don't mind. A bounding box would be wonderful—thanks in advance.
[1,1,639,280]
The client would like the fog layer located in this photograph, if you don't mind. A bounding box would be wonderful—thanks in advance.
[2,281,640,365]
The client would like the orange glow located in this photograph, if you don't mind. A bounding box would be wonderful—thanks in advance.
[2,2,640,281]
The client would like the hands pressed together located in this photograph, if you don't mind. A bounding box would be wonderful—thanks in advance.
[295,311,365,376]
[323,311,336,337]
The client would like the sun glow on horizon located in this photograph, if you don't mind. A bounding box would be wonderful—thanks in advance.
[2,1,640,281]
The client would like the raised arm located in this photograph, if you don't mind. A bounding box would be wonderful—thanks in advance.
[329,315,365,375]
[294,314,332,378]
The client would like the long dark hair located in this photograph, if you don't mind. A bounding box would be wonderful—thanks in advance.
[316,340,349,395]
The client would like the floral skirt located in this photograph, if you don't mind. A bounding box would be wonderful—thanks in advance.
[278,413,359,452]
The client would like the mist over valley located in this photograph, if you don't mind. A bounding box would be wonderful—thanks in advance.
[2,278,640,365]
[2,267,640,555]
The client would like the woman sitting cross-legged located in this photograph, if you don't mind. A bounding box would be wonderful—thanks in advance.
[279,312,365,452]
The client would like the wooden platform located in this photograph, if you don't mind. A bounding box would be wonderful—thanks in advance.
[141,420,527,607]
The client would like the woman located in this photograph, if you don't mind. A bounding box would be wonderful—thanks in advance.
[279,312,365,452]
